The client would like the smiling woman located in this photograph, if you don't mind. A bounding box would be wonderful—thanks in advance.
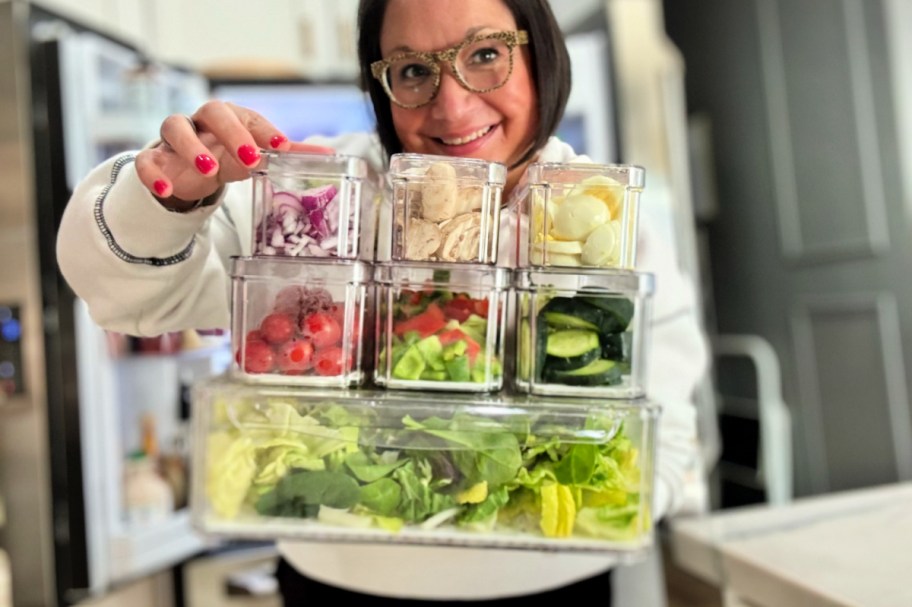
[55,0,708,604]
[358,0,570,196]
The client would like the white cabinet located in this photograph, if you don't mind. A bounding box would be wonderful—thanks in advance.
[148,0,360,79]
[35,0,154,52]
[36,0,361,79]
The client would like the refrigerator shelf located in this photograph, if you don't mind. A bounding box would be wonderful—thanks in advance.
[108,510,211,582]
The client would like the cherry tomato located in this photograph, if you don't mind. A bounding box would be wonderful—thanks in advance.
[276,338,314,373]
[301,312,343,349]
[242,340,275,374]
[259,312,296,344]
[313,346,345,376]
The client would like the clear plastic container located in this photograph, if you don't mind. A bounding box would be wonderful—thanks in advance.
[252,152,381,260]
[191,376,658,555]
[389,154,506,264]
[374,262,510,392]
[514,268,654,398]
[230,257,373,387]
[521,163,644,269]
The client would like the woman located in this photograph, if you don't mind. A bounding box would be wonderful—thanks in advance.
[57,0,708,603]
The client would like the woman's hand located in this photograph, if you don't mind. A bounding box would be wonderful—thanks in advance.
[136,101,332,210]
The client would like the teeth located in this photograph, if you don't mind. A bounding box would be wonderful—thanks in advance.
[441,126,491,146]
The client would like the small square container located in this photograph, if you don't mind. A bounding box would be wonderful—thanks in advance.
[192,377,658,555]
[514,268,654,398]
[389,153,506,264]
[521,163,644,269]
[374,262,510,392]
[231,257,373,387]
[252,152,381,260]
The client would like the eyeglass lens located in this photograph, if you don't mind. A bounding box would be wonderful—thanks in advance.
[384,36,514,106]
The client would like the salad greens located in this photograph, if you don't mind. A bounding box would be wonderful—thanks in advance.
[206,398,647,541]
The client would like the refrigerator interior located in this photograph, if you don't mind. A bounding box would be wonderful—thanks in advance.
[0,4,232,605]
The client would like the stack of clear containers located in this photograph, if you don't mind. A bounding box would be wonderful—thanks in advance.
[232,151,381,387]
[515,163,651,398]
[194,152,658,558]
[375,154,509,392]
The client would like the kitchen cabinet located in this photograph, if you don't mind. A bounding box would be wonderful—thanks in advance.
[149,0,360,79]
[33,0,153,51]
[33,0,361,79]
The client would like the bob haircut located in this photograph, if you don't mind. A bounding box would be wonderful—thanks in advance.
[357,0,572,166]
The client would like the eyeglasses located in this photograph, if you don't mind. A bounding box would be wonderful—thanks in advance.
[370,30,529,109]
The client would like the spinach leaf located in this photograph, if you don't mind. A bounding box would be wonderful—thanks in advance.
[344,451,407,483]
[403,416,522,487]
[554,444,599,485]
[359,478,402,516]
[258,469,361,518]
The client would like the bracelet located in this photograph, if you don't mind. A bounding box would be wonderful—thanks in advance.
[160,186,224,213]
[163,196,207,213]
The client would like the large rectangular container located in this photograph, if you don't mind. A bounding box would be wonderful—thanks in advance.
[514,268,654,398]
[230,257,373,387]
[388,154,506,264]
[521,163,644,269]
[191,377,658,555]
[251,152,380,260]
[374,262,510,392]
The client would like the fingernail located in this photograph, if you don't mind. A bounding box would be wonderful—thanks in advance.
[153,179,169,197]
[195,154,217,175]
[270,135,288,149]
[237,144,261,166]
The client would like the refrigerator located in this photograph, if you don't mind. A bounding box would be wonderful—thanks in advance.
[0,2,228,605]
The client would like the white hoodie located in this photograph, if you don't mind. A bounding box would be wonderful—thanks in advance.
[56,133,708,600]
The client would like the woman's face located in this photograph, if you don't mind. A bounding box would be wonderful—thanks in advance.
[380,0,539,190]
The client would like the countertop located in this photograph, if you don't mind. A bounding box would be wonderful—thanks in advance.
[670,483,912,607]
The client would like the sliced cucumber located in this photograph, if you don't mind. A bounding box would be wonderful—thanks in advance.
[542,310,598,331]
[545,345,601,372]
[579,296,634,333]
[545,329,601,358]
[543,358,623,386]
[541,297,603,330]
[601,331,632,362]
[535,316,549,381]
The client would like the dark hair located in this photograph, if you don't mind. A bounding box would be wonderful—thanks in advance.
[357,0,571,166]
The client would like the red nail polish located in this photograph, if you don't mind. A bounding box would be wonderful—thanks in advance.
[237,144,260,166]
[153,179,169,196]
[270,135,288,149]
[195,154,217,174]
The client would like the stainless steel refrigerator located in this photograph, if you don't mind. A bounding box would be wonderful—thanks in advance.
[0,3,225,605]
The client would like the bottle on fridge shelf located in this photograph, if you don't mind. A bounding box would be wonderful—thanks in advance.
[123,451,174,525]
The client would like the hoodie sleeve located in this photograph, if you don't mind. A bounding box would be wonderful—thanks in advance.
[56,153,245,335]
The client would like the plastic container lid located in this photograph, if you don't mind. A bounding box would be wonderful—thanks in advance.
[374,261,512,290]
[515,267,655,295]
[230,257,372,284]
[390,153,507,185]
[253,151,374,181]
[528,162,646,189]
